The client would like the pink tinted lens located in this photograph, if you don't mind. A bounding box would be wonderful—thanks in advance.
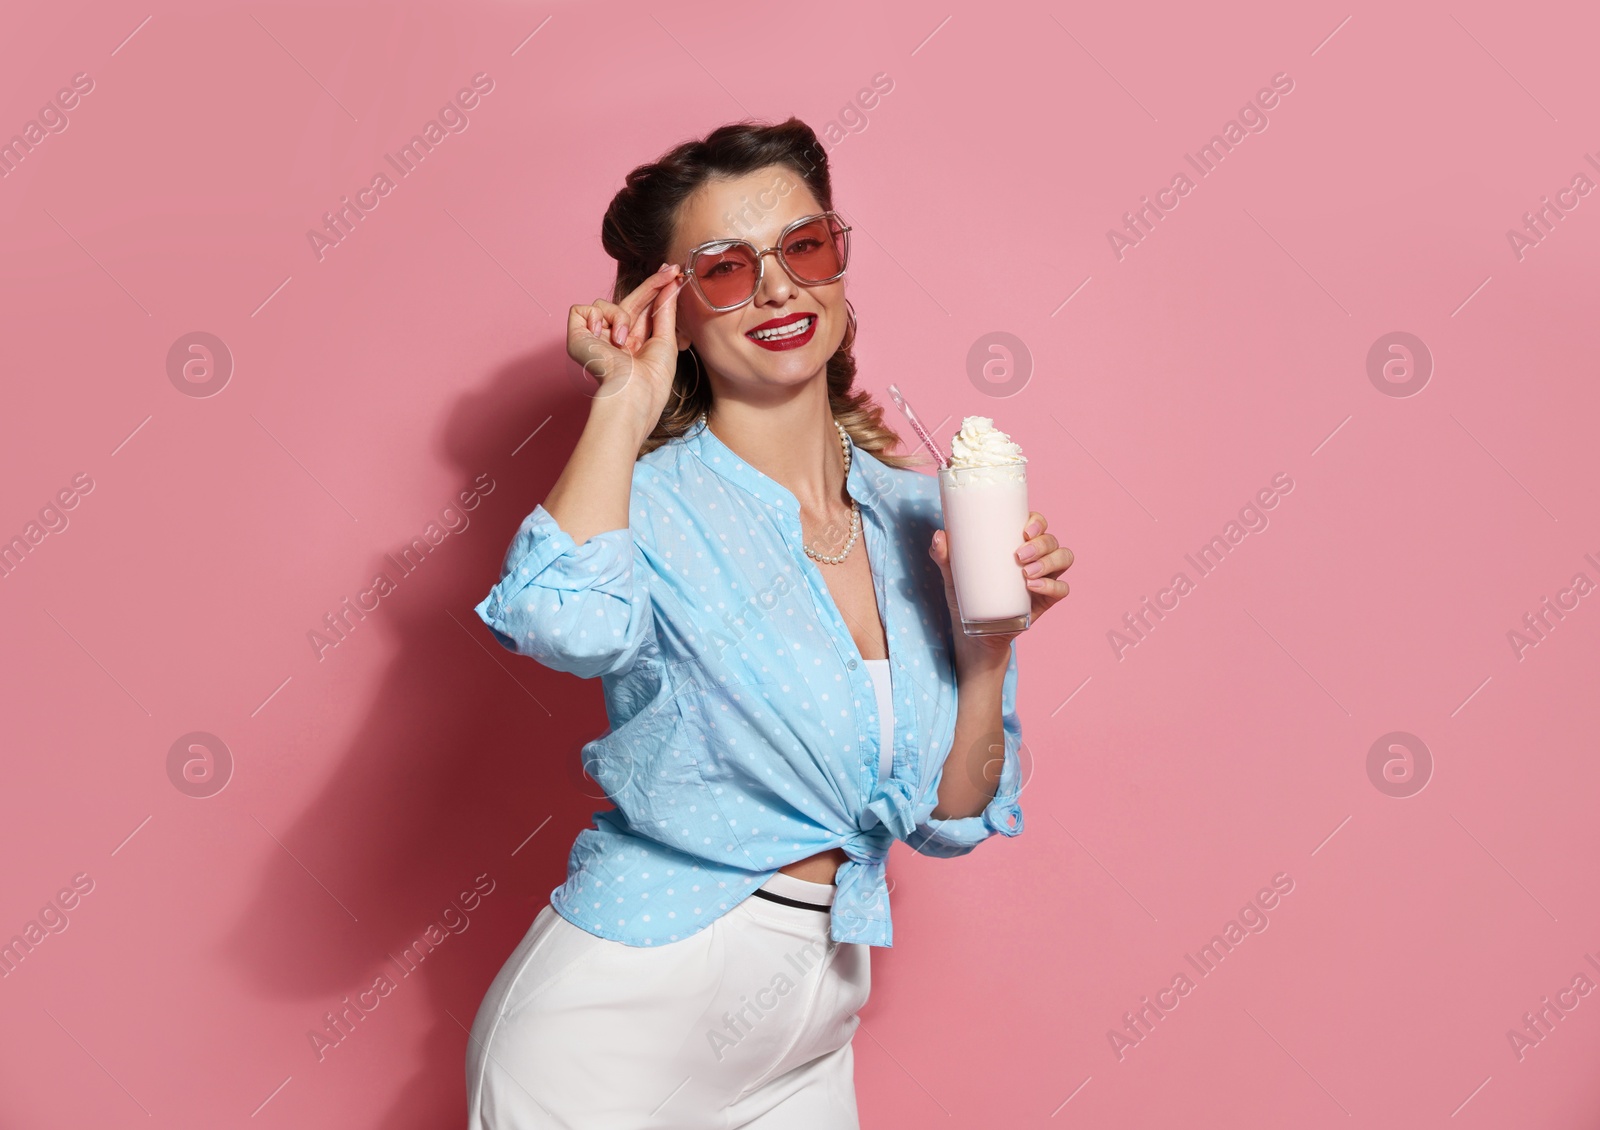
[693,243,760,307]
[782,216,846,282]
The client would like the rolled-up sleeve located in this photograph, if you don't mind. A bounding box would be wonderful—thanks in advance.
[473,503,656,680]
[905,644,1025,857]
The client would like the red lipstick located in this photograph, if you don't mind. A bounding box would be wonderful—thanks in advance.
[744,312,818,352]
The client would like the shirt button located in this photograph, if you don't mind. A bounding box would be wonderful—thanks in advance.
[847,659,858,671]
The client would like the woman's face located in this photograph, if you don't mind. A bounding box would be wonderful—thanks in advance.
[666,165,847,400]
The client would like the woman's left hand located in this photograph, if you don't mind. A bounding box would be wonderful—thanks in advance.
[930,511,1073,658]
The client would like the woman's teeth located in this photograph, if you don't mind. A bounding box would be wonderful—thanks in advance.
[748,315,815,341]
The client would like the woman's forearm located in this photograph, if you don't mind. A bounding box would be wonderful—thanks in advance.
[541,393,658,545]
[930,643,1010,820]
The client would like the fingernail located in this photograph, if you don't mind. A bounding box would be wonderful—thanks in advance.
[613,323,627,343]
[1024,561,1043,577]
[658,262,671,273]
[1026,521,1043,537]
[1016,544,1038,563]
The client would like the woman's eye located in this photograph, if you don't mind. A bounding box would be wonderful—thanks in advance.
[705,261,743,278]
[786,239,822,255]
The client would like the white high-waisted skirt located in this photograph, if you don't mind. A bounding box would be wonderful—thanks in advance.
[465,871,871,1129]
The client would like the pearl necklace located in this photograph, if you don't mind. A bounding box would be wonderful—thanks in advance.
[698,413,861,565]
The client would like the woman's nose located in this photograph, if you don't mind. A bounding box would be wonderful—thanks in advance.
[754,249,795,304]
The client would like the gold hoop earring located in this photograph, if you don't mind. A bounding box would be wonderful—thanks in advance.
[673,346,703,407]
[843,299,859,350]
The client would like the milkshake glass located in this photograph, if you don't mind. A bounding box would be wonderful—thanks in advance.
[938,417,1032,636]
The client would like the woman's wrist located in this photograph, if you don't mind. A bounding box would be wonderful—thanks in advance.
[587,384,663,451]
[952,630,1012,679]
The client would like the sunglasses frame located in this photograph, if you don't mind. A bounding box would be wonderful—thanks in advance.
[679,210,853,312]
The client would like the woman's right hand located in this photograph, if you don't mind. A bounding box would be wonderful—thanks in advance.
[567,263,687,423]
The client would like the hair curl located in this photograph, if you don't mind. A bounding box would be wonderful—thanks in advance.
[599,117,917,469]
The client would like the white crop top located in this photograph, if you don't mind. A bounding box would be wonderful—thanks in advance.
[862,658,893,783]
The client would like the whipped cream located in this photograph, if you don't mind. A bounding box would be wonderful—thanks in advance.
[948,416,1026,468]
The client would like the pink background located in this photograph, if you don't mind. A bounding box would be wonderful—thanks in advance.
[3,0,1598,1125]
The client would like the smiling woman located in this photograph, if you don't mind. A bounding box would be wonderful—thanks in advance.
[465,116,1072,1129]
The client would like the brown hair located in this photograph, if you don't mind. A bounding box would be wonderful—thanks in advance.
[600,117,917,469]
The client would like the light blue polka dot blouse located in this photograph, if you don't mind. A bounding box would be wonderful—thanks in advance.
[473,416,1025,948]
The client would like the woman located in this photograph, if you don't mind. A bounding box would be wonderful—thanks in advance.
[466,118,1072,1128]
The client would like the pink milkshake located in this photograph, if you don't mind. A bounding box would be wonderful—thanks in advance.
[938,417,1032,636]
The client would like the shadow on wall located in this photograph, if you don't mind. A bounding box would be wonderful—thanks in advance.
[220,345,614,1128]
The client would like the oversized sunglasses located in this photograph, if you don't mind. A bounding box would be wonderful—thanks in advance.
[679,211,852,312]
